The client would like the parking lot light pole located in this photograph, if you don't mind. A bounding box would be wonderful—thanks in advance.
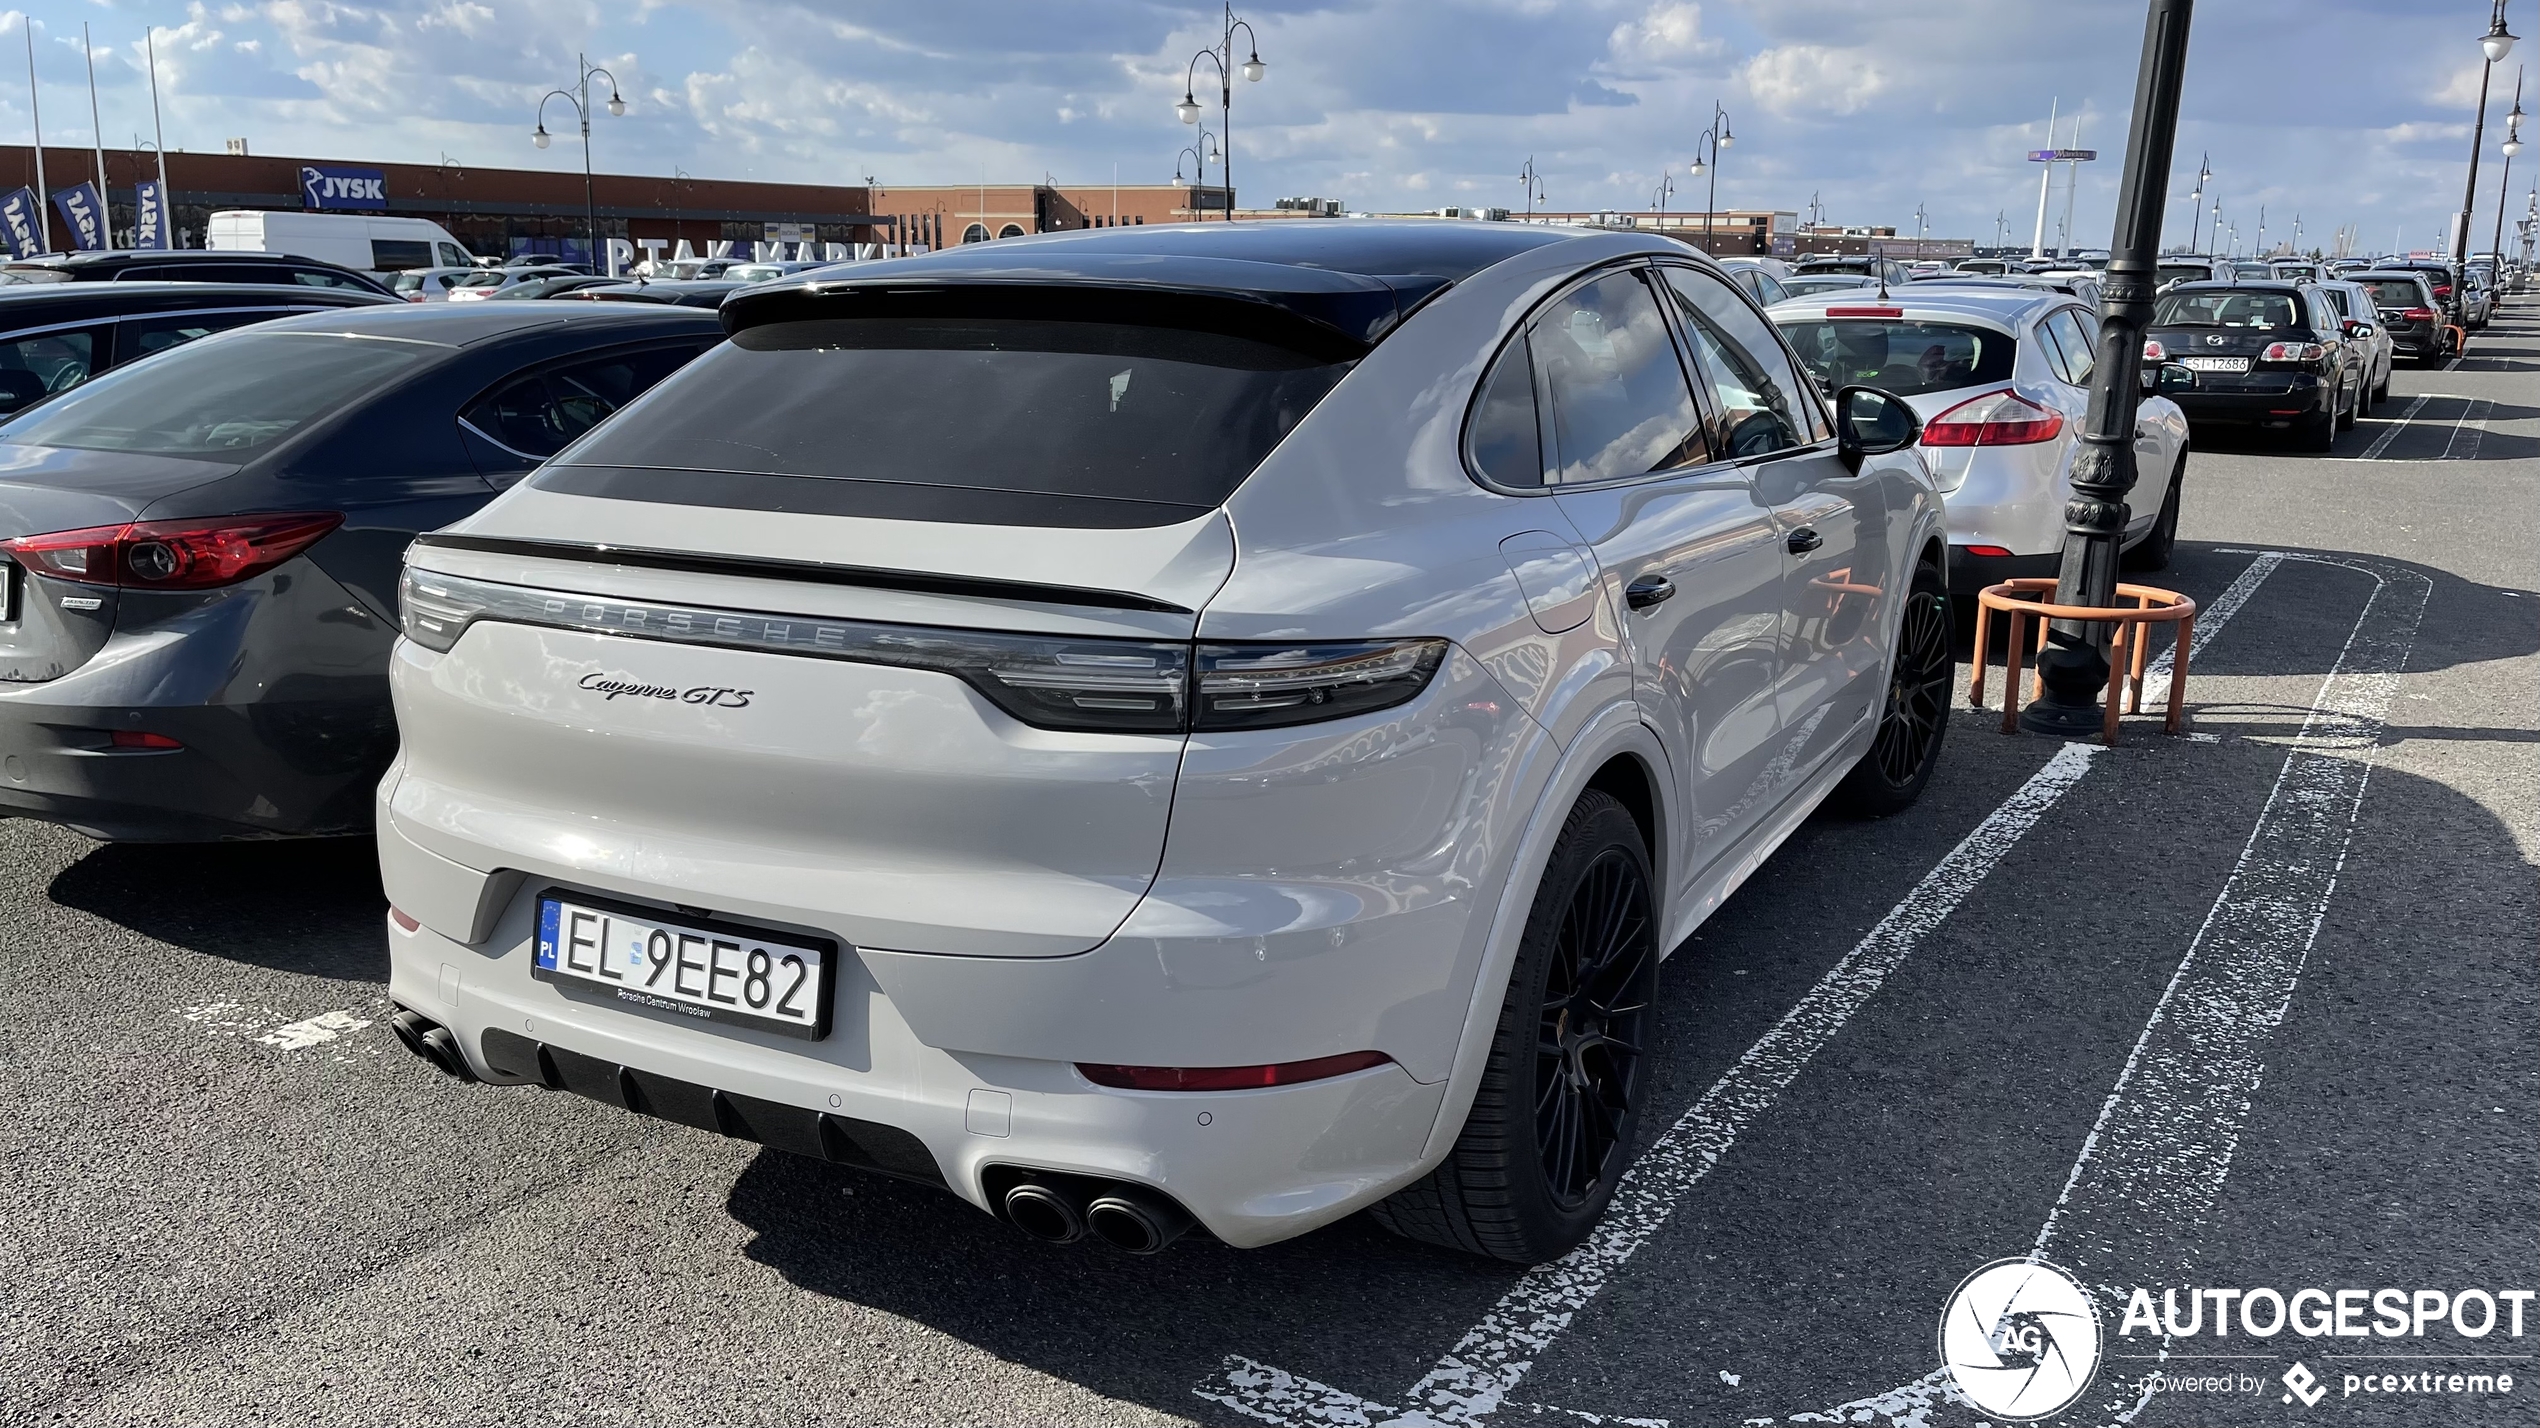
[533,54,625,269]
[2453,2,2516,325]
[2493,71,2525,261]
[1687,103,1732,254]
[2187,153,2210,251]
[1176,3,1264,220]
[2021,0,2194,737]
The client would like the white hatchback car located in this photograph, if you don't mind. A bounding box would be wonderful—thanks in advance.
[380,222,1944,1263]
[1772,285,2189,598]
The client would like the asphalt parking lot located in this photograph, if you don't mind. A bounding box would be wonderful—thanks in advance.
[1,304,2532,1428]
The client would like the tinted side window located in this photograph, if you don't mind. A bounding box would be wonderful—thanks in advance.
[2044,309,2096,387]
[293,268,370,290]
[1529,269,1708,484]
[370,240,432,272]
[1468,337,1543,488]
[438,243,472,268]
[1658,266,1813,459]
[119,309,281,364]
[0,329,97,413]
[464,344,711,459]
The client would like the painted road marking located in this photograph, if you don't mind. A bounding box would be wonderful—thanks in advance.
[1195,741,2106,1428]
[2441,397,2496,461]
[1777,552,2429,1428]
[2340,393,2441,462]
[2136,549,2284,711]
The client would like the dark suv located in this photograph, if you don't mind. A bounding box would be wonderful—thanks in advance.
[2348,272,2449,366]
[0,249,393,297]
[2145,281,2366,450]
[0,281,397,417]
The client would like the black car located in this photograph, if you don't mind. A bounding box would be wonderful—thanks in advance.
[2348,272,2448,366]
[0,303,723,840]
[0,282,398,417]
[2144,281,2366,451]
[0,248,395,297]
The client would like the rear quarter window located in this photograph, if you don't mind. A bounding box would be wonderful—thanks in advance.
[1778,317,2015,397]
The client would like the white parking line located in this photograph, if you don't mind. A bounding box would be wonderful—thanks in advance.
[2441,397,2496,461]
[1196,741,2105,1428]
[2136,549,2283,710]
[2354,394,2433,460]
[1779,552,2429,1428]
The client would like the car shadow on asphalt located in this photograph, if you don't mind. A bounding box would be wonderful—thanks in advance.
[2184,397,2540,462]
[43,834,387,981]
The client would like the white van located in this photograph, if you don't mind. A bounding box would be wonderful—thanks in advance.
[206,211,476,275]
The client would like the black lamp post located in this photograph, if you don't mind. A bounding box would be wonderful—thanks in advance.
[1175,2,1265,220]
[2452,2,2517,325]
[2186,153,2210,252]
[2020,0,2195,737]
[533,53,626,268]
[1519,158,1547,219]
[1687,103,1732,255]
[1652,172,1675,233]
[2493,70,2525,261]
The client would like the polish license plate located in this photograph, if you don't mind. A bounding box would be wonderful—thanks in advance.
[2180,355,2249,373]
[534,891,834,1039]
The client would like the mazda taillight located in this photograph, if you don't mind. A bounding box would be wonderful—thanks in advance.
[2258,341,2328,365]
[2142,339,2167,362]
[1918,388,2065,447]
[3,513,342,590]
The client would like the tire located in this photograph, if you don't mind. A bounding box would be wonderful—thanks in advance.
[2123,453,2184,573]
[2335,374,2359,431]
[1828,563,1953,817]
[1370,790,1657,1264]
[2373,366,2390,405]
[2294,396,2336,453]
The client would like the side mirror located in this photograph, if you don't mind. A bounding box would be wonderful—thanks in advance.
[2157,362,2196,392]
[1835,385,1920,465]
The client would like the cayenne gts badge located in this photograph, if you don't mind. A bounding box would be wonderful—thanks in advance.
[578,672,753,708]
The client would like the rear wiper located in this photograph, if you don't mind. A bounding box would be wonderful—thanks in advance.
[2158,319,2222,327]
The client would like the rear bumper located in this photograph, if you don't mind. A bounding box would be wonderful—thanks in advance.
[387,909,1450,1248]
[2170,378,2335,424]
[1944,547,2060,599]
[0,692,393,840]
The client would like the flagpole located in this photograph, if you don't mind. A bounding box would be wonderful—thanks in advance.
[83,22,106,241]
[24,17,48,252]
[146,27,169,248]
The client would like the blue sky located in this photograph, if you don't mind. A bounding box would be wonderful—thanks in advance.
[0,0,2521,254]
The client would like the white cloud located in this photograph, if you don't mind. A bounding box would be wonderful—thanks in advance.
[1739,43,1886,117]
[1608,3,1721,66]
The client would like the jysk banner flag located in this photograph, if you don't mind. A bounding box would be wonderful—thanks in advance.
[51,182,107,251]
[0,187,45,258]
[132,180,170,250]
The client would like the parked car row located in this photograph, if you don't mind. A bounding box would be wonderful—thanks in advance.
[0,222,1950,1269]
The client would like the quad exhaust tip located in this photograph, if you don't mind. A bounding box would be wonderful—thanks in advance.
[390,1008,478,1082]
[1084,1189,1194,1255]
[1002,1182,1087,1245]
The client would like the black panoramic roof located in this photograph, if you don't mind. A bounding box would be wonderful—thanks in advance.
[722,219,1579,356]
[3,249,358,272]
[0,282,396,319]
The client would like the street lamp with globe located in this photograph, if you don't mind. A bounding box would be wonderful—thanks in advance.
[533,53,626,269]
[2452,2,2518,328]
[1686,102,1733,255]
[1175,3,1264,220]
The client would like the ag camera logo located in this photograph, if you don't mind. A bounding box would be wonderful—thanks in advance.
[1939,1258,2103,1420]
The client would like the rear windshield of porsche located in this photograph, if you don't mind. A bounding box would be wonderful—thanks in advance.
[545,317,1353,528]
[1777,319,2015,398]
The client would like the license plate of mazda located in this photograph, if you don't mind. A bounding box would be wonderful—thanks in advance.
[534,892,834,1039]
[2180,355,2250,373]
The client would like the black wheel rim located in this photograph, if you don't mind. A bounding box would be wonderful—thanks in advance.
[1872,589,1952,787]
[1535,849,1653,1210]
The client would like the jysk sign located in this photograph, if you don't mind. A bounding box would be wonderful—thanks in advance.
[132,180,171,249]
[301,164,388,211]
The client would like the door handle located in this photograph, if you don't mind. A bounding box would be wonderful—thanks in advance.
[1786,527,1824,555]
[1624,574,1676,611]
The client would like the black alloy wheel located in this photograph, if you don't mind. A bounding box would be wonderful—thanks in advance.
[1833,564,1954,816]
[1371,790,1657,1264]
[1534,848,1654,1209]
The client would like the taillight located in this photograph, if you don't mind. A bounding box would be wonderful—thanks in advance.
[396,567,1450,734]
[3,513,342,590]
[1918,388,2065,446]
[1076,1051,1393,1091]
[2258,341,2328,363]
[2432,284,2452,299]
[2402,306,2437,321]
[2142,339,2167,362]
